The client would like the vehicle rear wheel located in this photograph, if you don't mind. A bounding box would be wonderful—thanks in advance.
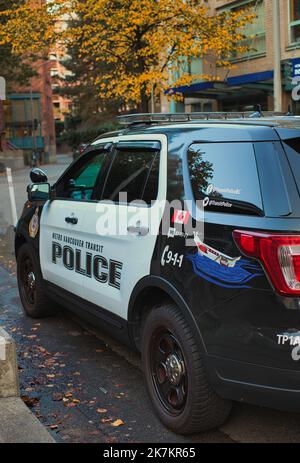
[142,303,232,434]
[17,243,58,318]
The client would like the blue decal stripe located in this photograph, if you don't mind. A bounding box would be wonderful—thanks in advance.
[186,252,264,289]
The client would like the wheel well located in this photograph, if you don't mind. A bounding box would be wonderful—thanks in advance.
[129,286,175,351]
[15,233,27,258]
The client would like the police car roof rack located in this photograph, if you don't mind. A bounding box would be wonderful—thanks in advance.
[117,109,289,126]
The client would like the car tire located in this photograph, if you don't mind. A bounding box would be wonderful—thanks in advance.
[142,303,232,434]
[17,243,58,318]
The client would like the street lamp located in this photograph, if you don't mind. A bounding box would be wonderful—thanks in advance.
[29,60,51,165]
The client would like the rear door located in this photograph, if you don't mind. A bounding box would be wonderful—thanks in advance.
[81,134,167,320]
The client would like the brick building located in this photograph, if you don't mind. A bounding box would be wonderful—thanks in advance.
[49,13,73,123]
[3,60,57,164]
[170,0,300,114]
[2,0,57,165]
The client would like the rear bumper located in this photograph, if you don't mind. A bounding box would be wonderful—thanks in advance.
[206,354,300,413]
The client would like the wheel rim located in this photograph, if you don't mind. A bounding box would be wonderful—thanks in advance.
[21,256,36,306]
[150,329,187,415]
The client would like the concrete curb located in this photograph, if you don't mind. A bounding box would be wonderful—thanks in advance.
[0,327,55,443]
[0,328,19,398]
[0,398,55,443]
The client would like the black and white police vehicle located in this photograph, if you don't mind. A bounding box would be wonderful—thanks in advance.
[15,112,300,434]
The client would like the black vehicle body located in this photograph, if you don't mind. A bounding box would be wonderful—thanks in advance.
[15,117,300,417]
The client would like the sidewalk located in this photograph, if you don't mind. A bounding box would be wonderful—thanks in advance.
[0,326,55,443]
[0,398,55,443]
[0,155,72,237]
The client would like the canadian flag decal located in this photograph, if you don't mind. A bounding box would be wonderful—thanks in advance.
[172,210,190,225]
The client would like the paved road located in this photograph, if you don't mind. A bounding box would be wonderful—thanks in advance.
[1,157,300,442]
[0,155,72,235]
[0,255,232,443]
[1,230,300,442]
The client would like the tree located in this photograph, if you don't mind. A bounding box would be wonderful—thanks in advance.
[0,0,63,58]
[64,0,255,111]
[61,16,123,127]
[0,0,255,112]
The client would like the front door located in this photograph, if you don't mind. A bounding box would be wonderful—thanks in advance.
[39,146,111,298]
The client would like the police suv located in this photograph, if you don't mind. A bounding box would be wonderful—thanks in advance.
[15,112,300,434]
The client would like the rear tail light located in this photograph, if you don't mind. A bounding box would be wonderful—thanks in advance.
[233,230,300,296]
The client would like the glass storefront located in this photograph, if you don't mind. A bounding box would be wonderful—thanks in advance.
[4,94,44,149]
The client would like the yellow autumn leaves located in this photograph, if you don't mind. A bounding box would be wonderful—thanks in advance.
[0,0,255,108]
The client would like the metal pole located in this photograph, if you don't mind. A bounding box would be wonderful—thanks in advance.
[273,0,282,112]
[30,83,37,153]
[6,167,17,227]
[151,84,155,113]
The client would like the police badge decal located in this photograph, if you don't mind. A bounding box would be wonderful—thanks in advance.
[29,207,40,238]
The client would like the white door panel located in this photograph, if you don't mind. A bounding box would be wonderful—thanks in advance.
[81,201,163,319]
[82,134,167,320]
[40,200,87,297]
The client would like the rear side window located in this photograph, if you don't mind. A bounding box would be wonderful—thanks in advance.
[282,138,300,192]
[187,142,263,215]
[142,154,160,205]
[102,144,160,204]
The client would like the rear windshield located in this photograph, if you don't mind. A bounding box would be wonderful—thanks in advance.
[187,142,263,216]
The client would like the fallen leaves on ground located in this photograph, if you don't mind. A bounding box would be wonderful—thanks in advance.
[21,395,40,408]
[111,419,125,427]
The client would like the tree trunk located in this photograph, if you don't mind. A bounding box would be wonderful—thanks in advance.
[138,89,150,113]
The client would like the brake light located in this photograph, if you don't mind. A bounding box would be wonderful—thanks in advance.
[233,230,300,296]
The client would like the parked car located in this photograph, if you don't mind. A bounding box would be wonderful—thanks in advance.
[15,112,300,434]
[73,143,88,160]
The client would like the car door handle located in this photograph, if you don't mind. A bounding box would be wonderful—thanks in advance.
[127,224,149,236]
[65,216,78,225]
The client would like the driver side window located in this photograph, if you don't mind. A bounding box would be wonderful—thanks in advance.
[56,150,107,201]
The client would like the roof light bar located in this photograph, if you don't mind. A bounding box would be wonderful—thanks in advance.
[117,111,289,126]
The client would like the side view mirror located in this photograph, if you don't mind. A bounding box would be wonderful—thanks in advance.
[27,183,51,202]
[30,168,48,184]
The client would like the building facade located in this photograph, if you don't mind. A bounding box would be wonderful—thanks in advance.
[49,13,73,124]
[170,0,300,114]
[3,61,57,164]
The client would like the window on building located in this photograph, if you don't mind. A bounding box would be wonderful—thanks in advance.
[5,97,42,141]
[188,58,203,77]
[50,69,59,77]
[220,0,266,61]
[290,0,300,44]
